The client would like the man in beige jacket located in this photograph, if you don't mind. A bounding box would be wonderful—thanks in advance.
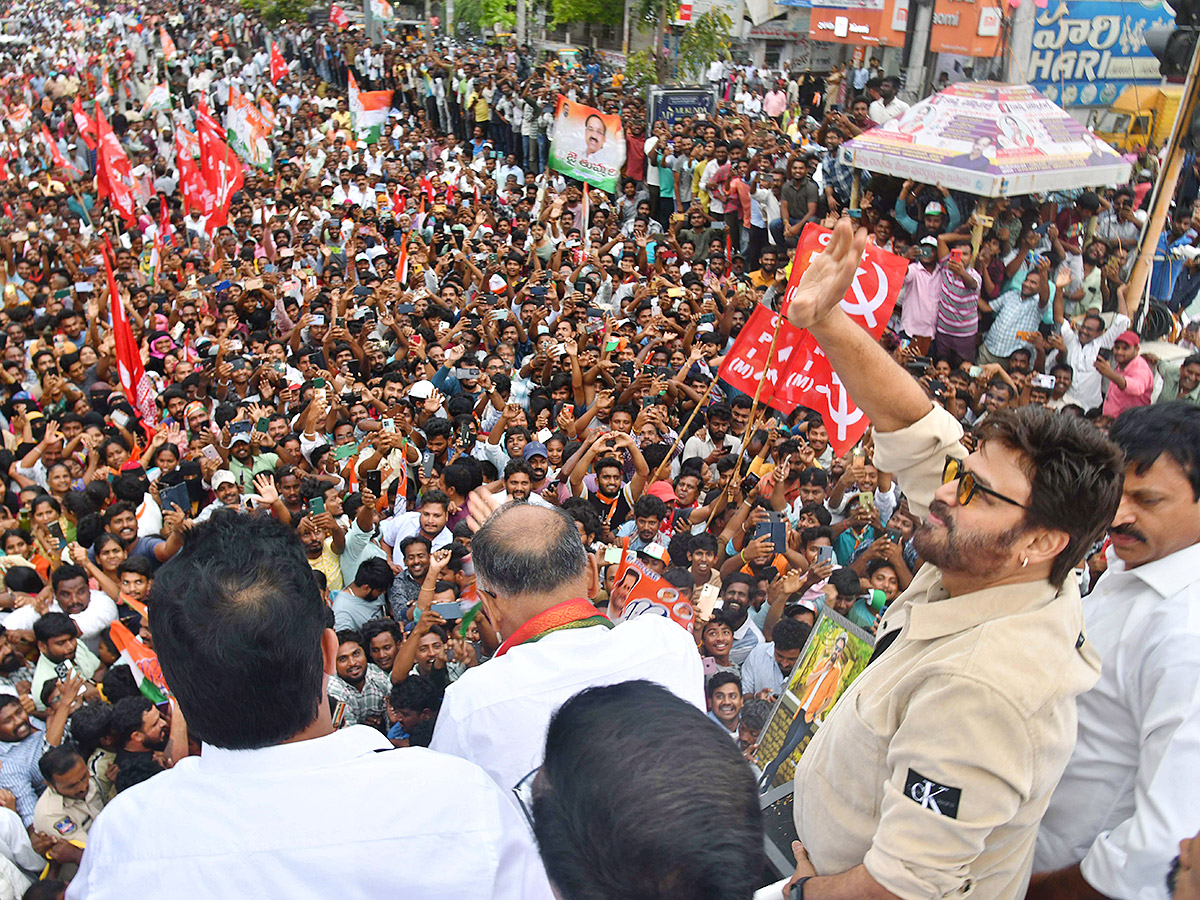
[781,217,1126,900]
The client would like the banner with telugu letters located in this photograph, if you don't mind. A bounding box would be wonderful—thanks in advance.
[548,95,626,194]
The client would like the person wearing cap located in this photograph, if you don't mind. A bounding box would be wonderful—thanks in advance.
[1097,330,1154,418]
[226,429,280,495]
[894,179,961,243]
[521,442,554,494]
[897,235,944,353]
[195,470,251,523]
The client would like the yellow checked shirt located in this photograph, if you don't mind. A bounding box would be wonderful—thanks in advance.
[793,406,1102,900]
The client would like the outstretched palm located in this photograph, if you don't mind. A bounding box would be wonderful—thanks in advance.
[784,215,869,331]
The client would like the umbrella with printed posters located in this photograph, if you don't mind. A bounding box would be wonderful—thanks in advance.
[838,82,1131,197]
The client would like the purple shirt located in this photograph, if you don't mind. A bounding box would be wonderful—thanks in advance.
[899,260,944,338]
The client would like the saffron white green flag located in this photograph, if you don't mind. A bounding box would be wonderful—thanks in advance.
[226,86,273,172]
[141,82,171,116]
[348,72,391,145]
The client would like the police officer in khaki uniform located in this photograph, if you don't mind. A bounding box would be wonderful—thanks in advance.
[33,745,105,868]
[777,219,1126,900]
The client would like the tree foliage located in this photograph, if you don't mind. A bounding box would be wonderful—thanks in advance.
[550,0,622,26]
[675,9,732,81]
[624,49,660,91]
[241,0,309,26]
[454,0,516,31]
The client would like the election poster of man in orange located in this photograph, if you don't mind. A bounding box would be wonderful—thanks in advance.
[548,95,626,193]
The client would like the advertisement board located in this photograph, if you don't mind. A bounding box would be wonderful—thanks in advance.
[1028,0,1172,108]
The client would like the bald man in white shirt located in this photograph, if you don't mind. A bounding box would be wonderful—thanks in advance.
[431,497,705,793]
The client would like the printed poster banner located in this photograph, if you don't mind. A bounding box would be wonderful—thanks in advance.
[549,95,626,194]
[840,80,1128,196]
[1029,0,1171,109]
[610,544,695,634]
[840,81,1131,196]
[646,86,718,132]
[753,610,873,791]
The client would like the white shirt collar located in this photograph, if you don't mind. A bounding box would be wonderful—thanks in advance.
[197,723,389,775]
[1106,540,1200,599]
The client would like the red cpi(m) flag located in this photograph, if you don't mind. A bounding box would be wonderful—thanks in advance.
[717,225,907,457]
[269,41,288,84]
[96,105,137,225]
[73,96,97,150]
[104,240,158,425]
[717,302,801,411]
[175,128,213,215]
[195,99,243,233]
[40,124,80,176]
[330,4,350,27]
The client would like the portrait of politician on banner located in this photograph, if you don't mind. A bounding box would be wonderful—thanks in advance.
[549,94,626,193]
[754,611,873,791]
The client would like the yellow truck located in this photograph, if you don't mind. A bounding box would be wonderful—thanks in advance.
[1091,85,1183,152]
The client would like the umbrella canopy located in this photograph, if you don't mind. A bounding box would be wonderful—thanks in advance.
[839,82,1132,197]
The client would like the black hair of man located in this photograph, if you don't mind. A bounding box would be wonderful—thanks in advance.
[979,406,1124,586]
[67,703,113,759]
[117,555,154,579]
[388,673,443,715]
[771,617,811,653]
[827,567,863,602]
[420,490,451,512]
[706,670,742,700]
[800,525,835,547]
[335,628,365,652]
[353,557,394,593]
[101,666,141,704]
[531,681,763,900]
[362,617,403,646]
[1110,402,1200,500]
[147,511,328,749]
[400,534,432,556]
[797,467,829,489]
[632,495,668,521]
[22,880,67,900]
[33,612,77,645]
[38,742,85,784]
[796,503,832,526]
[50,564,89,594]
[112,695,155,749]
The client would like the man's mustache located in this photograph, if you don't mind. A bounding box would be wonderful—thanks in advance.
[1108,524,1147,543]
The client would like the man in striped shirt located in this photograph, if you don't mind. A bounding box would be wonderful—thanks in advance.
[934,231,982,362]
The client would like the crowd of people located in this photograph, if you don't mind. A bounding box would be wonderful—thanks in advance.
[0,1,1195,899]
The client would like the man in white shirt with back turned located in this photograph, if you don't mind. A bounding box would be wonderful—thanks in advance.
[68,512,552,900]
[430,496,705,793]
[1031,402,1200,900]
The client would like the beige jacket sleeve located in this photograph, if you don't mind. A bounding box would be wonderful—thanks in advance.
[864,673,1034,900]
[871,406,966,518]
